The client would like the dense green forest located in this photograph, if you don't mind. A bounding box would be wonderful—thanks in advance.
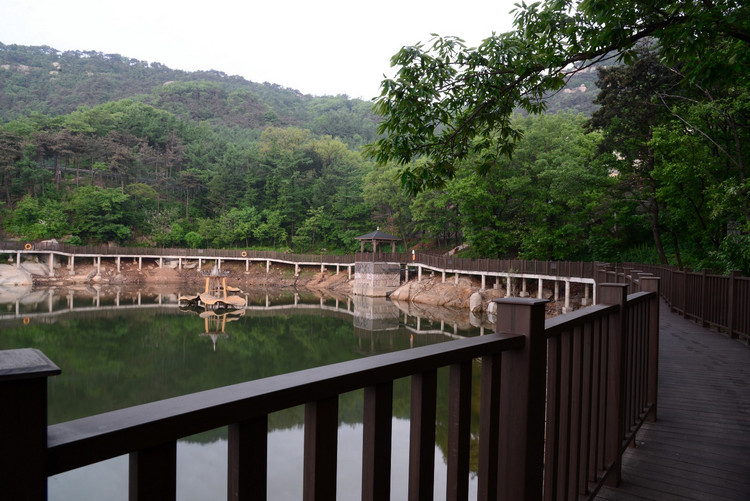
[1,37,747,273]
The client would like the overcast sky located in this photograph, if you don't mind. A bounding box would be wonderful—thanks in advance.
[1,0,518,100]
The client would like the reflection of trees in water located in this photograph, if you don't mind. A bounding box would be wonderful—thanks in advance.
[0,286,485,473]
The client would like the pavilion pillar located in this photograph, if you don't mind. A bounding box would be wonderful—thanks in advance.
[117,256,121,273]
[15,251,20,268]
[48,253,55,277]
[97,256,101,274]
[538,278,543,299]
[139,257,142,271]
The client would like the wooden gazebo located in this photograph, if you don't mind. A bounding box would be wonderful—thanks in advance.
[355,229,400,253]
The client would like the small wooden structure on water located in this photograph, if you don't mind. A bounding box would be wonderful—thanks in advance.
[179,266,246,309]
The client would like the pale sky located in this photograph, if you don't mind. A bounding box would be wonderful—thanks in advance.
[0,0,518,100]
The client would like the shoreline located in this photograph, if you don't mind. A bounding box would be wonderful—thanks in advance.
[2,258,586,317]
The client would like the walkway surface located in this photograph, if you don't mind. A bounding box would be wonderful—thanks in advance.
[596,301,750,500]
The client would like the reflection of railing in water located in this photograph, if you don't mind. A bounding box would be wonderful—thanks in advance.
[0,289,483,339]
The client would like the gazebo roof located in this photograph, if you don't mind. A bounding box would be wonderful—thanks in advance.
[354,230,400,241]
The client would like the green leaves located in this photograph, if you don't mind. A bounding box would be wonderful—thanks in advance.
[368,0,750,196]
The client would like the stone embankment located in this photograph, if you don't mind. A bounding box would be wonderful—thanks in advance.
[389,275,586,318]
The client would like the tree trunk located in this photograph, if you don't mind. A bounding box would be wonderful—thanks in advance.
[671,231,684,270]
[650,197,668,265]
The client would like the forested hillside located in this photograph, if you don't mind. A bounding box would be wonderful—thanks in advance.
[1,40,747,273]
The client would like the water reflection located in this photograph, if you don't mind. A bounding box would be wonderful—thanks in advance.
[0,285,495,344]
[0,286,491,500]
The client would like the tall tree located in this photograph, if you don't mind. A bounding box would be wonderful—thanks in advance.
[587,45,681,264]
[367,0,750,195]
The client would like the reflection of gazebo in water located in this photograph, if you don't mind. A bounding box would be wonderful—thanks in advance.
[199,309,245,351]
[355,228,400,253]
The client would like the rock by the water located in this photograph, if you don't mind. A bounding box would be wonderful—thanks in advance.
[20,262,50,276]
[470,292,483,313]
[0,264,33,286]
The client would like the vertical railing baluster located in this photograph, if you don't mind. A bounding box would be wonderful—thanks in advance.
[228,415,268,501]
[544,335,560,501]
[129,441,177,501]
[303,397,339,501]
[446,361,472,501]
[588,317,603,482]
[578,322,594,495]
[557,329,572,500]
[478,353,501,501]
[362,382,393,501]
[408,369,437,501]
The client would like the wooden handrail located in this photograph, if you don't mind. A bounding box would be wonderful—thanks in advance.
[46,334,524,476]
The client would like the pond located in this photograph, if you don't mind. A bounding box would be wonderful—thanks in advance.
[0,285,494,500]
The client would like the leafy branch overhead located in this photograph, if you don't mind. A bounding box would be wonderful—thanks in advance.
[366,0,750,195]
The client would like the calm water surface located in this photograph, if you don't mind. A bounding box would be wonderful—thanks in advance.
[0,285,492,500]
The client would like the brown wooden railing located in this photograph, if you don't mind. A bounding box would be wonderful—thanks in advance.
[0,279,661,500]
[596,263,749,345]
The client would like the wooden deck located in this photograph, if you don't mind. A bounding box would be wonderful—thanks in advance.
[596,301,750,501]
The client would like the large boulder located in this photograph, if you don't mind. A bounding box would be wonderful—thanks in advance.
[470,292,483,313]
[20,261,50,276]
[0,264,33,286]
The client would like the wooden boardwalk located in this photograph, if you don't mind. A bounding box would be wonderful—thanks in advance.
[596,301,750,501]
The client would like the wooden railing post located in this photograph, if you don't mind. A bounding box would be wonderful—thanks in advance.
[0,349,60,501]
[639,277,661,422]
[495,297,549,501]
[598,283,628,487]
